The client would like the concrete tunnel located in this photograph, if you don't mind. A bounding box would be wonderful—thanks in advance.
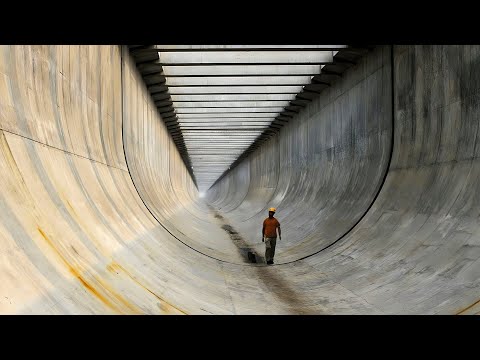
[0,44,479,314]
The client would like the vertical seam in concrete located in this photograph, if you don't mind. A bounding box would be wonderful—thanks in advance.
[219,166,251,212]
[238,136,282,222]
[221,161,252,213]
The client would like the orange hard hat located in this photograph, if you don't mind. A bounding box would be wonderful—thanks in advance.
[268,207,276,212]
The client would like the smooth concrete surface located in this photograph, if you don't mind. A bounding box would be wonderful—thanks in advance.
[0,45,479,314]
[209,45,480,314]
[208,46,392,263]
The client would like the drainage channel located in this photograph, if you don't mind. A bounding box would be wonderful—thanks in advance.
[208,205,263,264]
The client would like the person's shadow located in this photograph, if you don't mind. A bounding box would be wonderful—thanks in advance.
[210,205,314,314]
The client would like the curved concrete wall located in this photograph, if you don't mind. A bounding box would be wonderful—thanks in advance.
[1,45,480,314]
[207,45,480,314]
[208,46,393,263]
[295,45,480,314]
[0,45,230,314]
[122,50,252,264]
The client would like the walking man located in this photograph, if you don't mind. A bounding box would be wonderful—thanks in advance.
[262,207,281,265]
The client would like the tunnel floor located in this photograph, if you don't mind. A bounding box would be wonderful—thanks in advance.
[1,45,480,314]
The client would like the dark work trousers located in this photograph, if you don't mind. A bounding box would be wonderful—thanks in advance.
[265,237,277,262]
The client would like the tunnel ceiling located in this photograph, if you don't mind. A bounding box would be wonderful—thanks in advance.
[128,45,373,191]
